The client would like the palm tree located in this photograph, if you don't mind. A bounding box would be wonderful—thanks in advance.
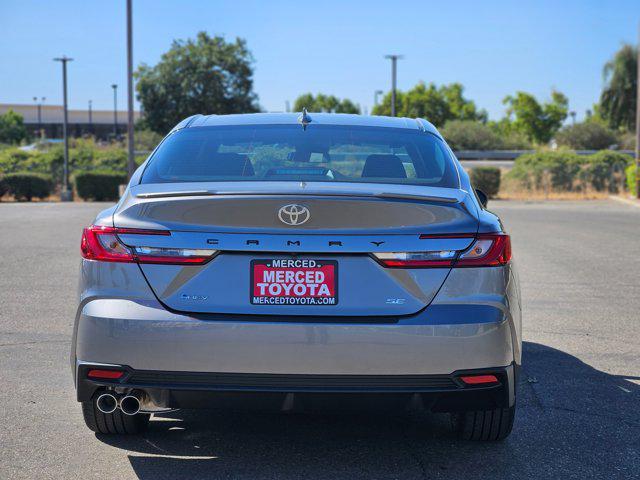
[599,44,637,131]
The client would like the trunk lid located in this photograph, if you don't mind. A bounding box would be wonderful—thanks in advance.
[114,182,478,316]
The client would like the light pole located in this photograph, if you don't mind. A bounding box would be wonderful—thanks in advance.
[88,99,93,134]
[374,90,383,107]
[570,111,576,125]
[33,96,45,137]
[54,56,73,201]
[33,97,39,130]
[111,84,118,139]
[384,55,403,116]
[126,0,135,178]
[40,97,46,138]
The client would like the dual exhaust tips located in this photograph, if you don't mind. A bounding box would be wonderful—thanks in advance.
[96,391,143,416]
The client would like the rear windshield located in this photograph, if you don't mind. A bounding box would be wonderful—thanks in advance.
[141,124,459,188]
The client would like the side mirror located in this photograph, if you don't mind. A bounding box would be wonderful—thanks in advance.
[475,189,488,208]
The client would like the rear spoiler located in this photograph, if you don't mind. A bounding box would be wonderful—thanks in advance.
[134,190,460,204]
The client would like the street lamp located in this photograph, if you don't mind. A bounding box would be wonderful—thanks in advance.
[126,0,135,178]
[384,55,403,116]
[570,111,576,125]
[111,84,118,139]
[41,97,46,138]
[53,55,73,201]
[33,96,45,136]
[374,90,383,110]
[374,90,383,105]
[88,99,93,134]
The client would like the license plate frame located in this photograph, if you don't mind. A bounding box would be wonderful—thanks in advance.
[250,259,338,306]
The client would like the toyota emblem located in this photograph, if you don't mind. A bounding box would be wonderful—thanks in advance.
[278,204,311,226]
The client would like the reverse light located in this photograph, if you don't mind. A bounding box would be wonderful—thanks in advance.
[373,250,458,268]
[372,233,511,268]
[133,246,217,265]
[80,226,216,265]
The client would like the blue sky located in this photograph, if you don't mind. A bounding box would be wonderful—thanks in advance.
[1,0,638,121]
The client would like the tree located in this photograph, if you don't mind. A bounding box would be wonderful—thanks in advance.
[502,90,568,144]
[135,32,259,134]
[599,43,638,131]
[293,93,360,114]
[371,82,486,126]
[0,110,28,144]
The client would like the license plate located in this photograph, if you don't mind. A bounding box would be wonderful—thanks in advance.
[250,259,338,306]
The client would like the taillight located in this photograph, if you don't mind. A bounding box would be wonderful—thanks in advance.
[80,226,216,265]
[372,233,511,268]
[81,226,134,262]
[457,234,511,267]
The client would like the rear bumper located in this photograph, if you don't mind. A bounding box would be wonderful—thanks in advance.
[73,297,518,414]
[73,298,516,376]
[76,362,516,412]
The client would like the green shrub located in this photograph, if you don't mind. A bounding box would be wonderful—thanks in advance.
[0,177,8,199]
[555,122,617,150]
[4,172,52,201]
[441,120,504,150]
[580,151,632,192]
[498,130,532,150]
[94,149,128,172]
[617,130,636,150]
[470,167,501,198]
[508,150,585,191]
[134,129,164,151]
[627,164,638,196]
[0,148,41,173]
[75,171,127,201]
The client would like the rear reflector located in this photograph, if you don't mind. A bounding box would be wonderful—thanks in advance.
[87,369,124,380]
[81,225,216,265]
[373,233,511,268]
[459,374,499,385]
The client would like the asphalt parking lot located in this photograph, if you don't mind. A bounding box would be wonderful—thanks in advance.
[0,199,638,479]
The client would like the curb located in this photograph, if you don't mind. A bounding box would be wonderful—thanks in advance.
[609,195,640,209]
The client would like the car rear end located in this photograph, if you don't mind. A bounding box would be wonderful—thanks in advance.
[71,114,521,440]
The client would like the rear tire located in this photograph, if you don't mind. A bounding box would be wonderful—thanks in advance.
[450,405,515,441]
[82,397,150,435]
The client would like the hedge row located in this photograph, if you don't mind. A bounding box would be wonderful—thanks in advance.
[507,150,633,193]
[74,171,127,201]
[0,139,145,186]
[0,171,128,201]
[0,173,52,201]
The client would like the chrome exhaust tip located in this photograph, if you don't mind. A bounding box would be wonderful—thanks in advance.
[96,393,118,414]
[120,391,142,416]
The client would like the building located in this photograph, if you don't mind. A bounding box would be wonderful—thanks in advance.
[0,103,142,140]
